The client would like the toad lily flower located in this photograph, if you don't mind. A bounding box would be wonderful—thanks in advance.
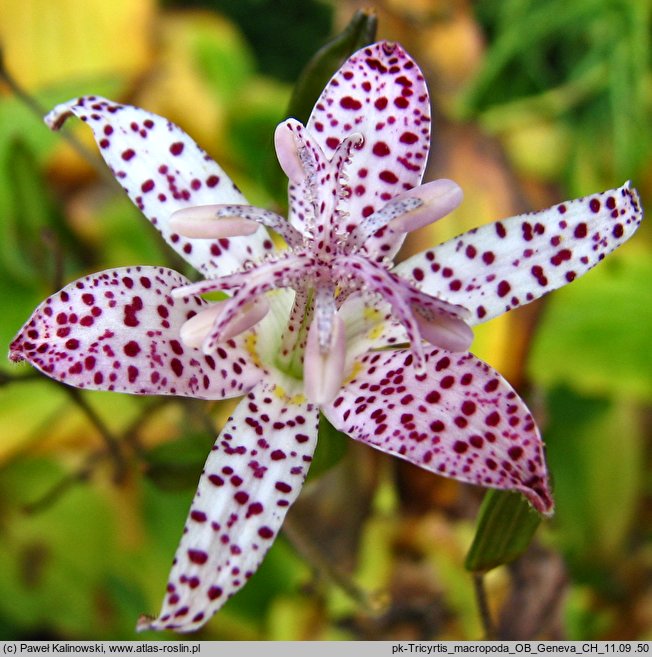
[8,41,642,632]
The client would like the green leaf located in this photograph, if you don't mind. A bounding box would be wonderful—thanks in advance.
[307,413,349,481]
[0,458,119,637]
[528,250,652,403]
[543,387,643,575]
[195,0,334,83]
[465,489,541,573]
[191,16,255,99]
[0,139,80,288]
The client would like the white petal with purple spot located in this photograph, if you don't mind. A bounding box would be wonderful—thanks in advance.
[45,97,275,276]
[292,42,431,261]
[137,382,319,632]
[323,346,553,515]
[396,183,643,324]
[9,267,262,399]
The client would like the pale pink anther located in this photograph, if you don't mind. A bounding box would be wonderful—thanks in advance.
[389,179,464,233]
[303,312,347,405]
[179,296,270,349]
[170,207,259,239]
[172,203,304,247]
[274,120,308,185]
[413,310,475,353]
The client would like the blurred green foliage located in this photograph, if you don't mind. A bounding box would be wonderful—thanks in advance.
[0,0,650,643]
[462,0,651,191]
[163,0,334,82]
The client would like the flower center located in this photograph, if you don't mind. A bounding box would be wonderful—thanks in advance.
[170,120,473,404]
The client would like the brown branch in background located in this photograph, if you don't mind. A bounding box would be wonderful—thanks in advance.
[63,386,126,483]
[182,398,221,438]
[282,513,386,615]
[23,397,174,514]
[0,46,117,187]
[22,453,101,515]
[121,397,172,456]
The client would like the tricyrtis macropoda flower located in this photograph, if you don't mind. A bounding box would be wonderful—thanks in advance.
[8,41,643,632]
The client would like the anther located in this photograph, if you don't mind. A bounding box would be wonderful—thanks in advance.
[170,207,258,238]
[180,297,270,348]
[388,179,463,234]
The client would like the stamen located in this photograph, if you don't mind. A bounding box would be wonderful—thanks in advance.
[172,252,314,300]
[172,273,245,299]
[334,254,474,373]
[180,304,224,348]
[172,204,303,246]
[304,312,346,405]
[336,254,428,373]
[179,297,270,348]
[201,254,318,354]
[314,285,337,352]
[346,179,462,252]
[348,197,423,248]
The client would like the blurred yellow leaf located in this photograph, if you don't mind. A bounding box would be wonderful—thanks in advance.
[135,12,229,155]
[0,0,155,90]
[0,380,66,463]
[501,120,572,182]
[419,8,485,102]
[135,10,255,165]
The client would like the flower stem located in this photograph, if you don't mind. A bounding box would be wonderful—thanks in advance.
[472,573,496,640]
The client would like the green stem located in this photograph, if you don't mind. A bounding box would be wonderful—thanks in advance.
[473,573,496,640]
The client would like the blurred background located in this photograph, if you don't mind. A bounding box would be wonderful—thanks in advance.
[0,0,651,641]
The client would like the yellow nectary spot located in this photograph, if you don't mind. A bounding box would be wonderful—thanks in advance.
[272,384,306,406]
[245,333,263,369]
[343,360,362,385]
[363,306,381,322]
[367,324,384,341]
[362,306,384,341]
